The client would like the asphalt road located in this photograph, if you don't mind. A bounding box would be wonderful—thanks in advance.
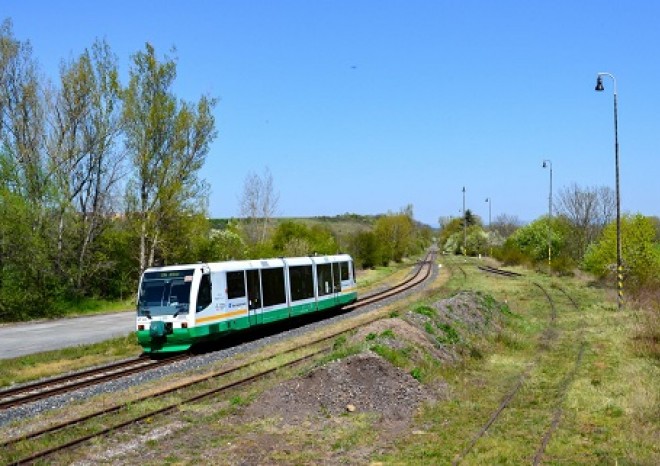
[0,311,135,360]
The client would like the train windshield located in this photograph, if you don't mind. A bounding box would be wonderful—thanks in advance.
[138,269,195,317]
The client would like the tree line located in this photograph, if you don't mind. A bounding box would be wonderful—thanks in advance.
[439,184,660,297]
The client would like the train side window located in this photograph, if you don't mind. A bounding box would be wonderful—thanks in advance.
[196,274,212,312]
[227,271,246,299]
[340,261,349,281]
[289,265,314,301]
[262,267,286,306]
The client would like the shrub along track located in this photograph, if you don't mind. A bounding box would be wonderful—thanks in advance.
[2,252,437,465]
[452,266,585,465]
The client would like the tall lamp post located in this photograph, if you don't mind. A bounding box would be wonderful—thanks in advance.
[462,186,467,257]
[595,72,622,310]
[485,197,492,256]
[542,159,552,268]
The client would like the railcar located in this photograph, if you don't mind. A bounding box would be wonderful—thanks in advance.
[136,254,357,353]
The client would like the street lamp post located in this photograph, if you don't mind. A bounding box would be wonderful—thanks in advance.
[462,187,467,257]
[542,159,552,268]
[485,198,491,229]
[485,197,492,257]
[595,72,623,310]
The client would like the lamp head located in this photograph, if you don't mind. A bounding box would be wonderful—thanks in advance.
[595,75,605,91]
[542,161,547,168]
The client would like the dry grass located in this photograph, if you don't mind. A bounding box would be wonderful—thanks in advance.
[0,334,140,387]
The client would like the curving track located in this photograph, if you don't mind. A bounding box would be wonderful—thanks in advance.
[453,266,584,465]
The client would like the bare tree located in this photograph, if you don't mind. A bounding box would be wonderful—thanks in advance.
[239,167,279,245]
[491,213,521,238]
[556,183,616,259]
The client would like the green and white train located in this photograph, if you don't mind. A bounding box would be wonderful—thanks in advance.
[136,254,358,353]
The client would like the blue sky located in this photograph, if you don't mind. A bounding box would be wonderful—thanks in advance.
[4,0,659,226]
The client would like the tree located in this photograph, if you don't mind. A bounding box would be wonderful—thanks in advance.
[374,210,415,264]
[239,167,279,245]
[491,213,522,238]
[270,220,338,256]
[122,43,217,273]
[583,214,660,291]
[47,39,124,291]
[556,183,615,260]
[506,216,568,263]
[0,19,47,208]
[349,231,381,269]
[0,22,60,319]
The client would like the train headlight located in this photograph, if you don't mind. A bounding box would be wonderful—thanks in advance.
[181,322,188,328]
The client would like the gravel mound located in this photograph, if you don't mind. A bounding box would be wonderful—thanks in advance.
[244,352,428,424]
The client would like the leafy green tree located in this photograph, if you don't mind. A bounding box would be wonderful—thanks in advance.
[270,220,338,256]
[507,216,566,263]
[583,214,660,290]
[122,43,217,273]
[349,231,382,269]
[374,212,414,263]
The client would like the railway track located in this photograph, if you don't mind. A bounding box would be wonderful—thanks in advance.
[532,284,585,465]
[2,251,437,464]
[452,272,583,465]
[477,264,523,278]
[0,354,189,411]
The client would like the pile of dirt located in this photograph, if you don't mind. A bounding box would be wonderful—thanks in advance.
[405,291,505,340]
[435,291,506,334]
[244,351,428,425]
[351,317,459,365]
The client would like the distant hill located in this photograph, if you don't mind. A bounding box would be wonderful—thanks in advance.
[210,213,436,237]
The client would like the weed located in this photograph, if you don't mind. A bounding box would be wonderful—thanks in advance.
[437,323,460,344]
[414,305,436,317]
[380,329,395,339]
[371,344,409,368]
[333,335,347,350]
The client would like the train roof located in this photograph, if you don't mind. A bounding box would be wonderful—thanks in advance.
[142,254,353,274]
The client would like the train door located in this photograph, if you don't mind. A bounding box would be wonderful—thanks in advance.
[246,269,263,326]
[332,262,341,306]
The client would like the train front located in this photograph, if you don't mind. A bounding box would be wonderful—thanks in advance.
[135,266,200,353]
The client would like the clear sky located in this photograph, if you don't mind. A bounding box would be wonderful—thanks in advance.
[4,0,659,226]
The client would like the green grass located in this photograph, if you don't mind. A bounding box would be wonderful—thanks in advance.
[54,297,134,318]
[375,255,660,465]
